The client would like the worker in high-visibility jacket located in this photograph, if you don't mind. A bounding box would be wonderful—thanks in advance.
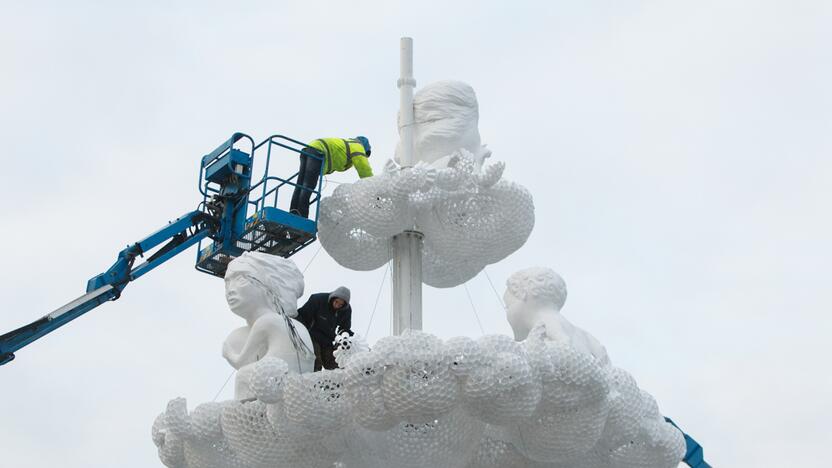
[290,136,373,218]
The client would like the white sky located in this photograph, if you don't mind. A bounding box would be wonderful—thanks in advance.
[1,1,830,467]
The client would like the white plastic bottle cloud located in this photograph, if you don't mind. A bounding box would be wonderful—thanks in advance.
[318,81,535,288]
[153,267,685,468]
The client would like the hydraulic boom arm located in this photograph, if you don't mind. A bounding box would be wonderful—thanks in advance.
[0,131,325,367]
[0,210,215,365]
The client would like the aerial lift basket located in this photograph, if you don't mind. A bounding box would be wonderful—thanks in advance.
[195,133,323,277]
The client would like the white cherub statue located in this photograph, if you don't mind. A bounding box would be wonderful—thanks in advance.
[504,267,610,365]
[221,252,315,399]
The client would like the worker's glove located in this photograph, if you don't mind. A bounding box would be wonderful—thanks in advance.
[332,329,369,368]
[335,326,355,337]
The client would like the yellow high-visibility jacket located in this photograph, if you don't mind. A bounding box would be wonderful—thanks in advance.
[307,138,373,178]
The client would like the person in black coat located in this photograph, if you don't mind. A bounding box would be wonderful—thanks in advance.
[297,286,352,371]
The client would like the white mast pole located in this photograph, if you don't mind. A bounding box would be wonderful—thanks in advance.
[397,37,416,167]
[392,37,423,335]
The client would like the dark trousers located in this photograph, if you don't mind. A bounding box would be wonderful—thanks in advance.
[289,151,323,218]
[312,341,338,371]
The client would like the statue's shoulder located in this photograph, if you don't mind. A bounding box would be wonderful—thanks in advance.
[252,312,284,327]
[225,325,250,341]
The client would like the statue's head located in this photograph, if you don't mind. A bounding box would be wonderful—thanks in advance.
[504,267,567,340]
[224,252,304,322]
[397,80,483,167]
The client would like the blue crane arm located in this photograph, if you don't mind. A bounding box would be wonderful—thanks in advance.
[0,210,214,366]
[665,417,711,468]
[0,131,323,367]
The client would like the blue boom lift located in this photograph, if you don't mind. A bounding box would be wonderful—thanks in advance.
[0,133,323,366]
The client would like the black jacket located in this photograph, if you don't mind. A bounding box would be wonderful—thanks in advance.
[297,293,351,349]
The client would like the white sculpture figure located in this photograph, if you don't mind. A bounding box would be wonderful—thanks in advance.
[396,80,492,168]
[504,267,610,365]
[221,252,314,399]
[155,326,685,468]
[319,81,535,288]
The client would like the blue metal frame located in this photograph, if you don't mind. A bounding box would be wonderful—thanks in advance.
[0,131,325,366]
[194,133,324,277]
[249,134,325,223]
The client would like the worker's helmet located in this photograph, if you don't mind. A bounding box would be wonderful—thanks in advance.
[355,136,371,157]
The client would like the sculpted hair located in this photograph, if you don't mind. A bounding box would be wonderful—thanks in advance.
[505,267,567,310]
[225,252,304,316]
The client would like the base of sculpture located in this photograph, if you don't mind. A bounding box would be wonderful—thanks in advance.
[153,328,684,468]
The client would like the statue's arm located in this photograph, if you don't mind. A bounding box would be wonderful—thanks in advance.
[222,327,249,368]
[542,318,572,345]
[231,315,277,365]
[222,341,238,367]
[585,333,611,366]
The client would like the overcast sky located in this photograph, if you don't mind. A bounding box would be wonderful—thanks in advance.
[1,1,830,467]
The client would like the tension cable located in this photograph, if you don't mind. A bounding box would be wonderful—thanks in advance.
[463,282,486,335]
[365,262,391,337]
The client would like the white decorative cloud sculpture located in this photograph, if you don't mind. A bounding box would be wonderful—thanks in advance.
[152,76,683,468]
[152,267,685,468]
[152,330,684,468]
[318,81,534,288]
